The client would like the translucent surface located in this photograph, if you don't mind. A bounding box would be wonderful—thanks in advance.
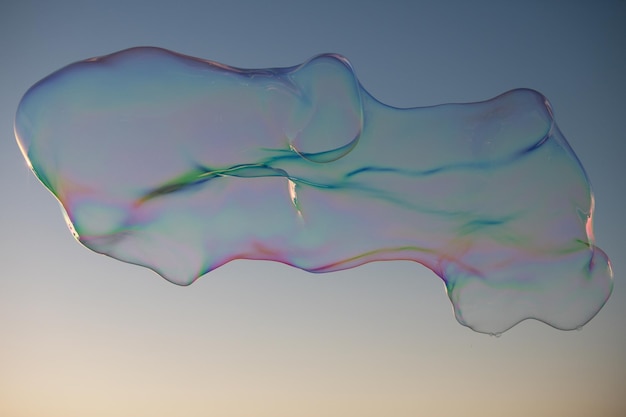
[14,47,613,333]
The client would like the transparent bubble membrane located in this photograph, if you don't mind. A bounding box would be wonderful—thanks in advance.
[14,47,613,334]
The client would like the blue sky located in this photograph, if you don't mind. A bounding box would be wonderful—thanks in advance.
[1,1,625,416]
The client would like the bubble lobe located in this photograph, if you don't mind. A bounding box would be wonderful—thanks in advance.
[14,47,613,334]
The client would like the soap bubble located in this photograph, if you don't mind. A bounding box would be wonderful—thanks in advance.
[14,47,613,333]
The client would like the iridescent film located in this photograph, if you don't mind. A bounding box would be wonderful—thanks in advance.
[14,47,613,333]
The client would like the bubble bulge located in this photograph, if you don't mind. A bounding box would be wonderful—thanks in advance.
[14,47,613,334]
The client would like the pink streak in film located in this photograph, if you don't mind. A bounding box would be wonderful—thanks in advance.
[14,47,613,334]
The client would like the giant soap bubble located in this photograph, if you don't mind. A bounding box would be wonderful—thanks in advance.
[14,47,613,334]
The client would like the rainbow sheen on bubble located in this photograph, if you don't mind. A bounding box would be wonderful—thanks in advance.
[14,47,613,334]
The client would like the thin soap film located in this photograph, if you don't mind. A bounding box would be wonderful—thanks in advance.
[14,47,613,334]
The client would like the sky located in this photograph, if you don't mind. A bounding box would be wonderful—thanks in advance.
[1,1,625,417]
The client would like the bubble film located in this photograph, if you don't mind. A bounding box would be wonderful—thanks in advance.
[14,47,613,333]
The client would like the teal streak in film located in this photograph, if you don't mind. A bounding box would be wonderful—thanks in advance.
[14,47,613,334]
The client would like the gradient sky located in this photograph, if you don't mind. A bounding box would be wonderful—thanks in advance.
[1,1,625,417]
